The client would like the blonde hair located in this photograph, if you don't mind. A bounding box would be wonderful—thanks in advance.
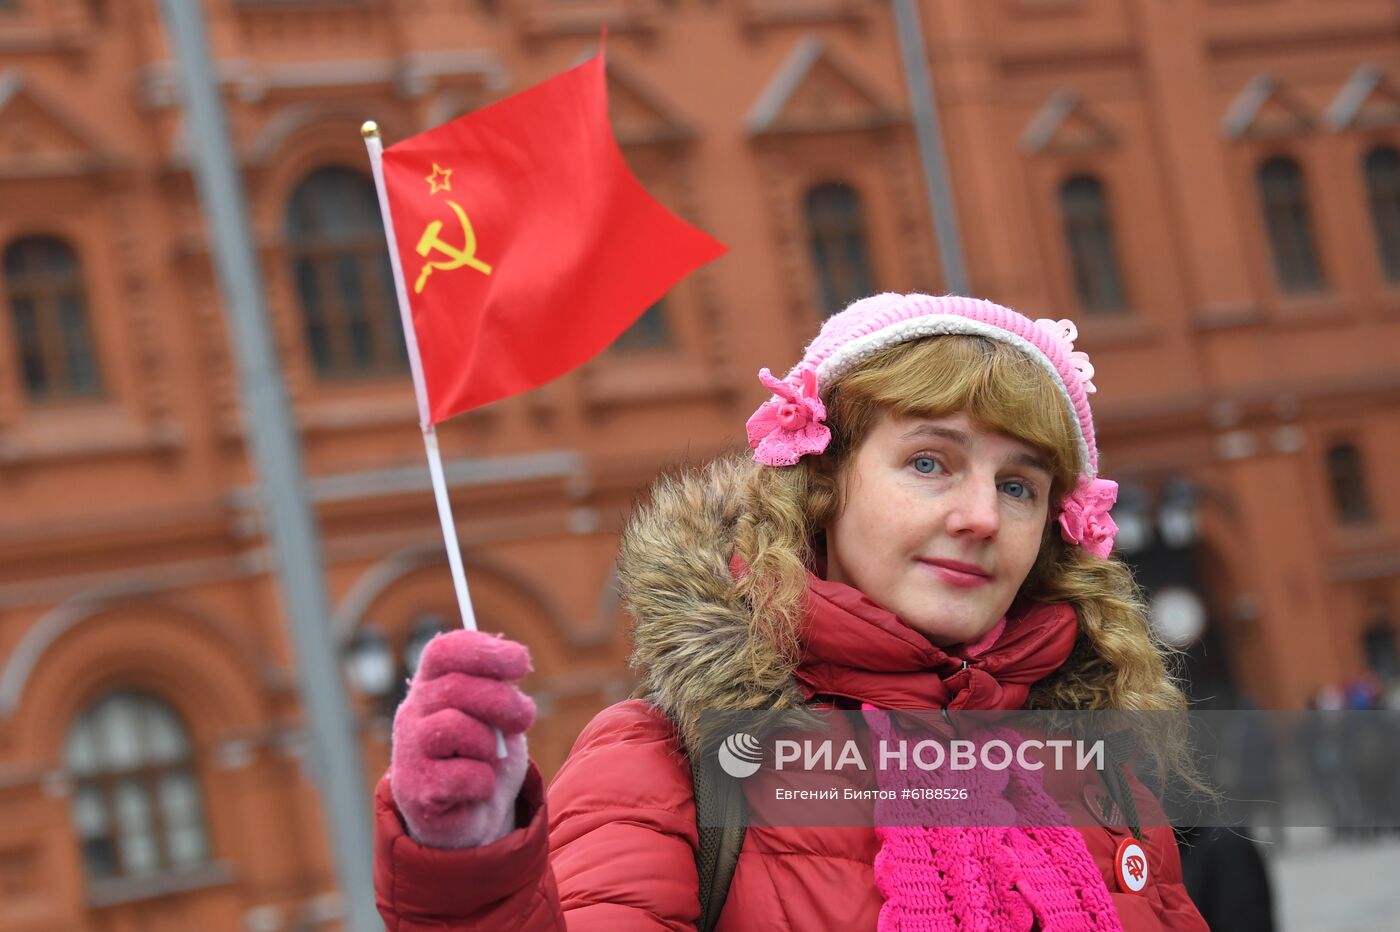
[731,335,1197,784]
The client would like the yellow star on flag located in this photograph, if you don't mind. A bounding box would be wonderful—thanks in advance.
[425,163,452,195]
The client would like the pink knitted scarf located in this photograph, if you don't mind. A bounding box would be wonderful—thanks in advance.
[864,712,1123,932]
[796,576,1124,932]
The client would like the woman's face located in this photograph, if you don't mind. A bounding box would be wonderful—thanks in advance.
[824,411,1053,647]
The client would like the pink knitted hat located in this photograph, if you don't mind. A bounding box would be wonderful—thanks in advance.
[745,293,1119,558]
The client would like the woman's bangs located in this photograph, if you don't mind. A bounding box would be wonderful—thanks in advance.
[852,337,1081,490]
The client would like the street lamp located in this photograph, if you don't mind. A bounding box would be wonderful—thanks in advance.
[1150,586,1207,648]
[344,626,395,701]
[1157,480,1200,549]
[1110,484,1152,554]
[404,614,450,678]
[344,615,454,714]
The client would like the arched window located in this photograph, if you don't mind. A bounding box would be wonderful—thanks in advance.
[804,183,875,317]
[1326,442,1374,526]
[285,167,405,377]
[4,236,102,400]
[1257,157,1325,293]
[1058,175,1127,313]
[1364,146,1400,283]
[65,692,209,881]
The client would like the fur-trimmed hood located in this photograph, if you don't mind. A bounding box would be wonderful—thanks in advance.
[615,453,1090,755]
[618,454,811,751]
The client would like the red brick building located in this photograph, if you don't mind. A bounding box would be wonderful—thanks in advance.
[1,0,1398,928]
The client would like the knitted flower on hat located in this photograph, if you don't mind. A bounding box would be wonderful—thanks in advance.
[745,368,830,467]
[1059,477,1120,559]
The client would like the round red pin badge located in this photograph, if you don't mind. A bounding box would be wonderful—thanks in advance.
[1115,837,1149,894]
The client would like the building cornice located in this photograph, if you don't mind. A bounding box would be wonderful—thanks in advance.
[1096,366,1400,444]
[137,49,510,111]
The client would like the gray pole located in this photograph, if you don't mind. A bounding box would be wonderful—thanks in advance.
[890,0,970,296]
[157,3,379,929]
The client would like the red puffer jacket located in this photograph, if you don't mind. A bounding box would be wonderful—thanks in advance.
[373,458,1208,931]
[375,700,1207,930]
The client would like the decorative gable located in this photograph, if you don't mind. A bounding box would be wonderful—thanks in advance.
[1021,90,1116,154]
[1327,64,1400,131]
[746,36,900,137]
[1221,74,1315,140]
[0,69,117,178]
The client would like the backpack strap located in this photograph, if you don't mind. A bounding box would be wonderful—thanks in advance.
[690,747,748,932]
[1098,729,1143,842]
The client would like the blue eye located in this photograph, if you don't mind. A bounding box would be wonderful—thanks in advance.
[912,457,941,475]
[1001,481,1034,500]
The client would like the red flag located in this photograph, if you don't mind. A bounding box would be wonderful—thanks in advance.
[380,53,727,424]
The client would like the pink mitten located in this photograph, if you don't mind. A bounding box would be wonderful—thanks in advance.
[389,630,536,848]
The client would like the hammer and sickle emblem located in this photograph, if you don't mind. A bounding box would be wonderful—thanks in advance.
[414,200,493,294]
[1125,854,1145,882]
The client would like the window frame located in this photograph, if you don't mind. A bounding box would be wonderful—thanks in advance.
[803,180,877,318]
[1324,440,1376,528]
[1056,173,1129,315]
[284,165,407,381]
[610,296,674,353]
[65,691,211,884]
[1255,154,1328,296]
[3,235,104,403]
[1361,617,1399,680]
[1363,144,1400,286]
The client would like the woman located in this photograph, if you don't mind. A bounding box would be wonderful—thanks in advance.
[373,294,1210,930]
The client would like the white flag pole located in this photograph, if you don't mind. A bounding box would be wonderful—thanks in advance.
[361,121,505,757]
